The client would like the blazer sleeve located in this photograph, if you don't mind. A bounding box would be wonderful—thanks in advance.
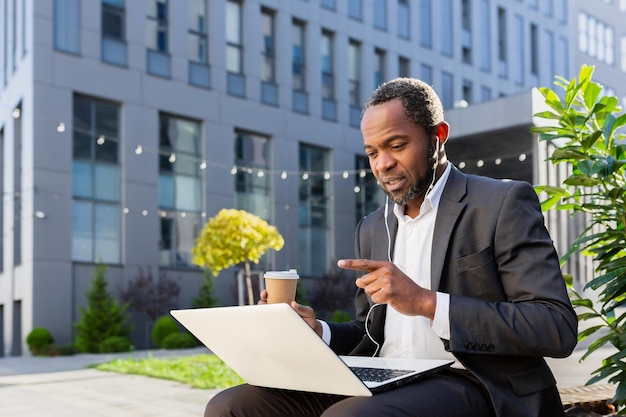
[446,180,577,359]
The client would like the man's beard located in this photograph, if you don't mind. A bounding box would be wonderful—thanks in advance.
[384,143,437,206]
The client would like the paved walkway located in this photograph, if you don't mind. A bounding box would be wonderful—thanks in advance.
[0,345,617,416]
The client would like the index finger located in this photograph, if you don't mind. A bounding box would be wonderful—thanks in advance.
[337,258,388,272]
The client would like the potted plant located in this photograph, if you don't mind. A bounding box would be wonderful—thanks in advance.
[532,64,626,410]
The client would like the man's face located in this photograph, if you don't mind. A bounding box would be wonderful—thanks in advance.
[361,99,436,208]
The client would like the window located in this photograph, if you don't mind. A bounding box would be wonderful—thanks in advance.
[479,0,490,71]
[321,30,336,121]
[374,49,386,89]
[147,0,170,77]
[497,7,507,77]
[622,36,626,72]
[3,0,7,86]
[420,64,432,85]
[530,23,539,76]
[349,40,362,127]
[557,0,568,24]
[398,56,410,77]
[512,14,524,85]
[462,80,473,105]
[54,0,80,54]
[441,0,453,56]
[578,12,615,65]
[355,156,381,224]
[441,72,453,109]
[292,20,308,113]
[261,8,278,105]
[188,0,210,88]
[226,0,245,96]
[13,104,22,266]
[545,29,555,88]
[299,144,330,276]
[461,0,472,64]
[147,0,168,52]
[102,0,127,66]
[398,0,410,39]
[321,0,336,10]
[0,127,3,271]
[72,96,121,263]
[419,0,432,48]
[348,0,362,20]
[374,0,387,30]
[234,131,271,221]
[481,86,491,102]
[158,114,203,268]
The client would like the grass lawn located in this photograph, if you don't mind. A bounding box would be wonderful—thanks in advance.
[94,353,244,390]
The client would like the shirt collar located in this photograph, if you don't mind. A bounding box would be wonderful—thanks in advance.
[393,162,451,219]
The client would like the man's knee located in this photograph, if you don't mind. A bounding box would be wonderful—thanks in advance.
[204,388,238,417]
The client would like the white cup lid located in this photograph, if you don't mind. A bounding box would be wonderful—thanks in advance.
[263,269,299,279]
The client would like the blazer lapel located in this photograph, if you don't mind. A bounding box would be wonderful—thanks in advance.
[431,166,468,291]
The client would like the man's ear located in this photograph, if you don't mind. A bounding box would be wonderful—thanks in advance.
[435,122,450,144]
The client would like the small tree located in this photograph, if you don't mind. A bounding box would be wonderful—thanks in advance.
[74,263,132,353]
[532,64,626,409]
[192,270,219,308]
[191,208,284,305]
[118,267,180,322]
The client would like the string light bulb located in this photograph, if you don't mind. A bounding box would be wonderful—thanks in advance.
[135,145,143,155]
[56,122,66,133]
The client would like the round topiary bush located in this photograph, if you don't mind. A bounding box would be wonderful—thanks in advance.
[151,315,180,348]
[26,327,54,355]
[98,336,133,353]
[160,332,198,349]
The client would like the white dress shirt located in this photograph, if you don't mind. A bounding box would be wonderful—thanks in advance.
[320,163,454,364]
[380,163,454,362]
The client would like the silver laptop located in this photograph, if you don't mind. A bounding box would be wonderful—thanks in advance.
[170,304,453,397]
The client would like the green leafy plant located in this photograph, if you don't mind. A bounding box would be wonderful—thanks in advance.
[152,315,180,348]
[160,332,198,349]
[99,336,133,353]
[25,327,54,355]
[532,64,626,410]
[192,270,219,308]
[74,263,132,353]
[191,209,284,305]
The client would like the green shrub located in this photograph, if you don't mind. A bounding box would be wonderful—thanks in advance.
[74,263,132,353]
[151,315,180,348]
[99,336,133,353]
[160,332,198,349]
[328,310,351,323]
[26,327,54,355]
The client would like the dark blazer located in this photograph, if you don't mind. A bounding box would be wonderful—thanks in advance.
[328,165,578,417]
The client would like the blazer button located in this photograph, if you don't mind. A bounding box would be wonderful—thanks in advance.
[464,342,473,350]
[472,343,480,350]
[479,344,487,351]
[486,344,495,352]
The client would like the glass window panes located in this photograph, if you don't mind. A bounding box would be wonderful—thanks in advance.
[261,9,276,83]
[71,95,122,263]
[321,31,334,100]
[102,0,125,40]
[235,131,271,221]
[398,0,410,39]
[292,21,306,91]
[147,0,168,52]
[226,1,243,73]
[188,0,208,64]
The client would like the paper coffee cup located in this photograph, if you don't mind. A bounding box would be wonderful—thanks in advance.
[264,269,299,304]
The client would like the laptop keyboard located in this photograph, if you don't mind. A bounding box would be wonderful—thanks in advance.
[350,366,413,382]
